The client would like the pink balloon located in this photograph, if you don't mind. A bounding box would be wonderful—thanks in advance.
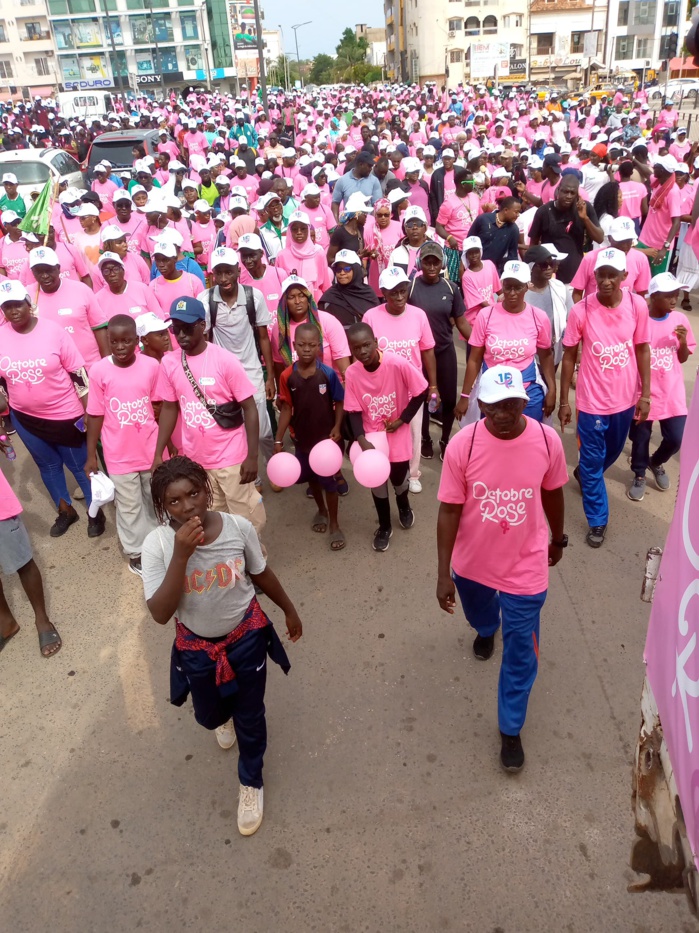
[365,431,390,457]
[266,451,301,488]
[309,438,343,477]
[353,449,391,488]
[349,441,362,465]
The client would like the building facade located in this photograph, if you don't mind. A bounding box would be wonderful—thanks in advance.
[604,0,687,78]
[0,0,59,100]
[356,22,387,70]
[528,0,607,86]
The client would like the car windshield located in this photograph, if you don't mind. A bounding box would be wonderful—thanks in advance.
[0,161,50,185]
[89,140,142,169]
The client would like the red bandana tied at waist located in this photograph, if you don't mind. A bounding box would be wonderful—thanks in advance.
[174,597,269,686]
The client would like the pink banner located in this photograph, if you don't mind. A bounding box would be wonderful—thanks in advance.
[645,373,699,870]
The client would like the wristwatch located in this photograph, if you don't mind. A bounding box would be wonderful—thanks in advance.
[663,241,671,249]
[551,535,568,548]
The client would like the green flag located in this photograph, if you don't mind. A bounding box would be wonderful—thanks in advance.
[18,178,54,237]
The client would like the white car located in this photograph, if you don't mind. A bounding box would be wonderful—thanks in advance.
[0,148,86,212]
[650,78,699,103]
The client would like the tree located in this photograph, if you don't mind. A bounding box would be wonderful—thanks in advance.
[334,28,369,81]
[309,53,335,86]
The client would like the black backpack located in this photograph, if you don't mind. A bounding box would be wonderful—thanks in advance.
[207,283,261,358]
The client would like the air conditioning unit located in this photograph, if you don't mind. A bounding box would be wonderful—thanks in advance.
[448,30,455,37]
[187,55,198,67]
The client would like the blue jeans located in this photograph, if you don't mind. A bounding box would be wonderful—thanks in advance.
[629,415,686,476]
[11,416,92,509]
[453,573,547,735]
[577,407,635,527]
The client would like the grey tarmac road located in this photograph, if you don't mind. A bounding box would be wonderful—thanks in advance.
[1,320,697,933]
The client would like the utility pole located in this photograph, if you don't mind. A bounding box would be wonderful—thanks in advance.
[291,21,311,88]
[101,0,126,100]
[253,0,268,112]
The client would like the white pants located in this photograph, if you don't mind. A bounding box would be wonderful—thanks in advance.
[254,384,274,464]
[111,471,157,558]
[409,403,424,479]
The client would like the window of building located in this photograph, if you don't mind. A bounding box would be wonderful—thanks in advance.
[72,20,101,47]
[483,15,497,34]
[105,19,122,44]
[135,50,154,72]
[664,0,679,26]
[570,32,584,54]
[60,55,80,80]
[659,32,678,59]
[449,49,462,63]
[617,1,629,25]
[636,37,651,58]
[632,1,657,25]
[53,20,74,49]
[179,12,199,41]
[615,35,633,60]
[108,49,128,76]
[50,0,96,11]
[448,19,462,30]
[536,33,554,55]
[184,44,202,69]
[152,14,174,42]
[0,23,6,43]
[131,16,153,43]
[160,47,179,72]
[34,57,50,75]
[464,16,480,36]
[0,60,13,78]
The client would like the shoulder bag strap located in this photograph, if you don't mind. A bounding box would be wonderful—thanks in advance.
[207,287,217,343]
[181,350,213,411]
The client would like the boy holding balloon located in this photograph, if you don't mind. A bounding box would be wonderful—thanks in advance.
[344,323,428,552]
[274,323,347,551]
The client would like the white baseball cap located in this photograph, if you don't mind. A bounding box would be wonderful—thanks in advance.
[238,233,263,251]
[608,216,637,244]
[594,247,627,272]
[0,279,29,305]
[97,251,124,267]
[462,236,483,252]
[654,154,679,173]
[29,246,59,267]
[1,210,20,224]
[332,249,361,267]
[113,189,132,203]
[281,273,309,294]
[441,148,455,158]
[379,266,410,290]
[100,224,126,243]
[501,260,530,284]
[478,365,529,404]
[301,183,321,198]
[210,247,239,268]
[193,199,211,212]
[402,205,427,225]
[1,173,17,184]
[344,191,374,213]
[229,195,248,212]
[77,203,100,217]
[136,311,170,337]
[649,271,681,295]
[288,209,311,226]
[152,239,177,258]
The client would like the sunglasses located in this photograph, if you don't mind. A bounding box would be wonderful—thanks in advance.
[536,260,558,269]
[335,265,354,273]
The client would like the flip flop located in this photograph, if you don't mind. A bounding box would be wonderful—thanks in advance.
[0,628,18,654]
[330,530,346,551]
[336,476,349,497]
[311,511,328,533]
[38,626,62,658]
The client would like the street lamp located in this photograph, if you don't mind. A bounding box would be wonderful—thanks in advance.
[291,20,311,87]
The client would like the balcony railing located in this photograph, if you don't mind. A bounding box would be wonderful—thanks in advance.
[22,32,52,41]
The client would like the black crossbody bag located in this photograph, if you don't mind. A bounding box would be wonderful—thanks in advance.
[181,351,244,430]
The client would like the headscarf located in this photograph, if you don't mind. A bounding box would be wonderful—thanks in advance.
[319,263,379,324]
[286,221,317,260]
[276,282,324,367]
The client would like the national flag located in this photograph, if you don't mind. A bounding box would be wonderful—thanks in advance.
[18,177,55,237]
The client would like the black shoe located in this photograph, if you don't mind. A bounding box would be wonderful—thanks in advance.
[421,439,434,460]
[87,508,106,538]
[439,439,447,462]
[50,509,79,538]
[473,634,495,660]
[573,466,582,492]
[500,732,525,772]
[586,524,607,548]
[398,506,415,529]
[372,527,393,552]
[128,557,143,577]
[305,486,314,499]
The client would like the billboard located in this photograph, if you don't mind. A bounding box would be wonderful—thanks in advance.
[470,42,509,79]
[228,3,258,53]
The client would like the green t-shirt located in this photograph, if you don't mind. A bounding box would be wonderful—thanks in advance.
[0,194,26,218]
[200,182,218,207]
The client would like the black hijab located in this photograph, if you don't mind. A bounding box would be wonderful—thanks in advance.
[319,263,379,328]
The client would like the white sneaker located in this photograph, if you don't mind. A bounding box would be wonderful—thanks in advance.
[237,784,264,836]
[409,478,422,494]
[215,719,237,749]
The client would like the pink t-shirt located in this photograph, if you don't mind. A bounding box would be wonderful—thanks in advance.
[158,344,256,470]
[87,354,161,473]
[0,237,29,279]
[644,310,696,421]
[183,131,209,157]
[438,418,568,595]
[0,317,85,420]
[343,352,428,462]
[0,467,22,521]
[239,263,284,331]
[96,281,165,322]
[113,214,149,254]
[35,278,107,370]
[149,271,204,319]
[435,193,480,249]
[270,309,350,370]
[570,248,651,296]
[563,290,651,415]
[461,261,501,323]
[191,220,218,268]
[362,303,435,370]
[469,302,551,374]
[640,183,681,249]
[443,168,456,199]
[619,181,647,220]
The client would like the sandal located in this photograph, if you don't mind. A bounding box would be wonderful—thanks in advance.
[336,475,349,496]
[38,624,62,658]
[329,530,346,551]
[311,510,328,533]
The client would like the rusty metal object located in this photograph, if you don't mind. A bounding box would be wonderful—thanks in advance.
[641,547,663,604]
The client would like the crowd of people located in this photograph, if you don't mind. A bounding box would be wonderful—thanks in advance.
[0,80,695,837]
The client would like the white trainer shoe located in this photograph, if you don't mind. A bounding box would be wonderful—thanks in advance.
[215,719,237,749]
[238,784,264,836]
[408,478,422,494]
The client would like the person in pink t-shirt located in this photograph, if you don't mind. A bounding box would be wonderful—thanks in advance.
[627,273,695,503]
[639,158,682,274]
[149,240,204,318]
[182,123,209,161]
[96,252,165,321]
[363,266,438,492]
[153,296,265,538]
[86,316,161,575]
[31,248,109,370]
[238,234,285,331]
[460,235,501,324]
[0,283,101,538]
[560,248,651,548]
[0,214,29,280]
[111,192,149,254]
[20,230,92,290]
[571,216,651,299]
[437,364,568,772]
[344,322,428,552]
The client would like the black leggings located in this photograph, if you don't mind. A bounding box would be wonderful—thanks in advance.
[371,460,410,530]
[422,343,458,445]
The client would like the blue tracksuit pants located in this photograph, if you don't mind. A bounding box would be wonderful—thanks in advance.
[577,407,635,527]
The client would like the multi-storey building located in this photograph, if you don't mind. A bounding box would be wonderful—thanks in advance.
[528,0,607,86]
[605,0,687,78]
[0,0,59,100]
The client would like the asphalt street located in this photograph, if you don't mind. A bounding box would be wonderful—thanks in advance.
[1,323,697,932]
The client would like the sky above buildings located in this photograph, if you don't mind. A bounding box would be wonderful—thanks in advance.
[264,0,384,58]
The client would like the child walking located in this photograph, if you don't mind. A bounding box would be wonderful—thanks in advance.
[275,322,346,551]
